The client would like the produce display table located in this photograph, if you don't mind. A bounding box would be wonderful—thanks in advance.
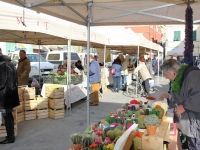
[141,121,170,150]
[41,83,93,107]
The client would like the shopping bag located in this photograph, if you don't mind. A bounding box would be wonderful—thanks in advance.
[110,67,116,75]
[31,77,40,88]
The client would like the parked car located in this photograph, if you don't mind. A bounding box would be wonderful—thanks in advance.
[45,51,81,67]
[7,52,57,81]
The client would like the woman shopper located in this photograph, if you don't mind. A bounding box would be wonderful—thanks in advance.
[111,58,122,92]
[133,56,152,97]
[159,59,200,150]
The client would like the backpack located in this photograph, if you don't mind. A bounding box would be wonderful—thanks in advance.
[111,67,116,75]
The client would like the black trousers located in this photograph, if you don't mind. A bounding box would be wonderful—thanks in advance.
[142,78,150,95]
[2,112,14,139]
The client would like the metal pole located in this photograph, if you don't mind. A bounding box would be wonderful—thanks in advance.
[157,51,160,85]
[135,45,139,98]
[86,1,92,126]
[161,52,163,81]
[38,40,41,84]
[68,39,71,115]
[104,45,106,68]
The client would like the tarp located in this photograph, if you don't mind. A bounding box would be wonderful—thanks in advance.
[2,0,200,26]
[167,45,199,56]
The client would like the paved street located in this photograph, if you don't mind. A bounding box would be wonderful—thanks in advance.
[0,76,170,150]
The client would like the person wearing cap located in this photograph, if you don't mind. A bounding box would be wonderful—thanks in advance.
[75,60,84,70]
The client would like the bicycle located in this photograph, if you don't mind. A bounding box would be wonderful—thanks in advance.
[123,75,144,98]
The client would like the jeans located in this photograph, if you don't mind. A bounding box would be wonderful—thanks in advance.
[121,75,127,90]
[113,76,121,92]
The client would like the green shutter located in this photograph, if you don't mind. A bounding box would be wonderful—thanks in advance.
[174,31,181,41]
[193,30,197,41]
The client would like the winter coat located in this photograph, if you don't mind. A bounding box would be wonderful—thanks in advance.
[170,66,200,139]
[89,60,101,84]
[0,55,19,109]
[112,59,122,77]
[121,56,129,76]
[133,62,151,80]
[17,57,31,86]
[146,62,154,77]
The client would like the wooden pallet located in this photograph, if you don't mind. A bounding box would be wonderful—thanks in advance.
[23,87,35,100]
[37,108,49,119]
[49,108,65,119]
[36,96,48,109]
[45,87,64,99]
[18,85,28,101]
[25,110,36,121]
[17,111,25,123]
[49,98,64,109]
[24,100,37,110]
[16,101,24,113]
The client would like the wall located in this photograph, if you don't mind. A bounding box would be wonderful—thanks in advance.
[166,25,200,54]
[0,42,6,54]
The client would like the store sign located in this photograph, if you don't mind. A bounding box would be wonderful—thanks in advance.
[14,44,27,51]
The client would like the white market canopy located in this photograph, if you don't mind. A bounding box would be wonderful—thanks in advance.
[1,0,200,26]
[167,45,199,56]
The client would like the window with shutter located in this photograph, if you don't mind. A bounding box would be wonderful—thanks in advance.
[173,31,181,41]
[193,30,197,41]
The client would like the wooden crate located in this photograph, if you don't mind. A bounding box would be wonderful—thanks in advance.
[16,101,24,113]
[36,96,48,109]
[23,87,35,100]
[49,98,65,109]
[141,121,170,150]
[37,108,49,119]
[17,111,25,123]
[0,124,17,138]
[24,100,37,110]
[18,86,26,101]
[45,87,64,99]
[49,108,65,119]
[25,110,36,121]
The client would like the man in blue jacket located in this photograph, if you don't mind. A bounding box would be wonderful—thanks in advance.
[89,55,101,106]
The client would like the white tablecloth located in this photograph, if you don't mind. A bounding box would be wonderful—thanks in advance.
[41,83,92,107]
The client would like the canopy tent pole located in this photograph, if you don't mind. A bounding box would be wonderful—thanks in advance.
[135,45,139,98]
[104,45,106,68]
[86,1,93,126]
[157,50,160,85]
[67,39,72,115]
[38,40,41,84]
[161,52,163,81]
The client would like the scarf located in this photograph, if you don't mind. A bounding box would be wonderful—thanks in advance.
[171,65,188,95]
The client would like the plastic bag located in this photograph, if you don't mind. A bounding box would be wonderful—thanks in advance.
[31,77,40,88]
[149,79,155,88]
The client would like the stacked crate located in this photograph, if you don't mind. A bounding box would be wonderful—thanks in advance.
[45,86,65,119]
[36,96,48,119]
[23,87,37,121]
[0,109,17,137]
[17,86,27,123]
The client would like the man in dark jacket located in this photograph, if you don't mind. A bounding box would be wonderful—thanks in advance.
[89,55,101,106]
[0,55,19,144]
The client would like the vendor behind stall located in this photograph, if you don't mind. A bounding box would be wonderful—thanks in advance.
[75,60,84,71]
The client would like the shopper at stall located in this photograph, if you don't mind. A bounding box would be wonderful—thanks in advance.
[159,59,200,150]
[89,55,101,106]
[133,56,152,97]
[94,55,104,66]
[57,65,66,75]
[0,54,19,144]
[120,55,129,91]
[112,57,122,92]
[17,50,31,86]
[75,60,84,70]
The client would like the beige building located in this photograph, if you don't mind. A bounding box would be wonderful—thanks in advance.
[165,25,200,56]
